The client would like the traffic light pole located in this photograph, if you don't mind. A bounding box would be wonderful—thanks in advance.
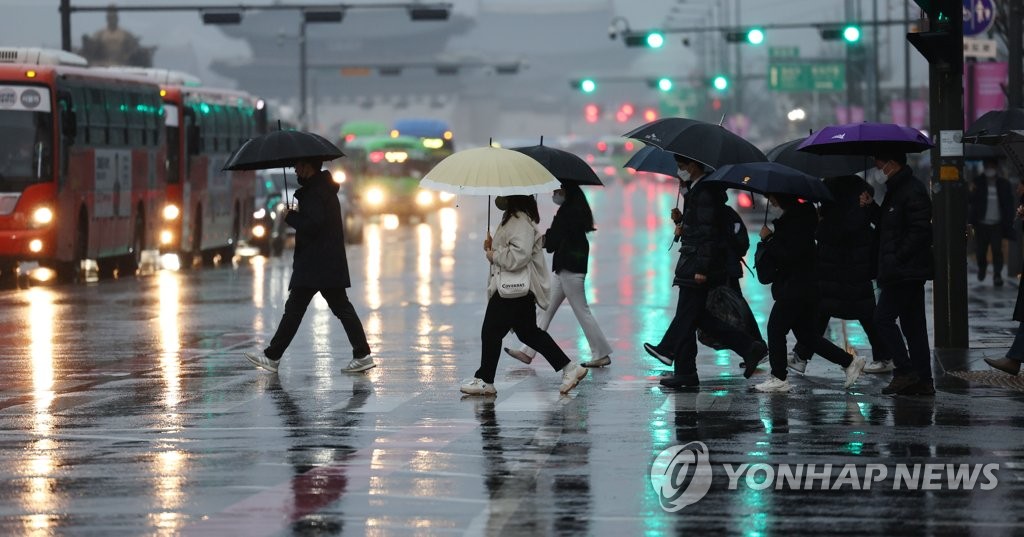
[909,0,966,348]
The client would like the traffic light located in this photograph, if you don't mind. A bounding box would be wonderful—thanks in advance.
[643,108,658,122]
[907,0,962,67]
[712,75,729,91]
[624,31,665,48]
[820,24,861,43]
[571,78,597,93]
[647,77,673,92]
[583,103,600,124]
[724,27,765,45]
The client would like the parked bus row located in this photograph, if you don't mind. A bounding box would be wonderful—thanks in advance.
[0,48,270,287]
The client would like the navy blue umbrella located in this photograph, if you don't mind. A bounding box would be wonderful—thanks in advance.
[623,117,767,168]
[703,162,833,202]
[623,145,679,178]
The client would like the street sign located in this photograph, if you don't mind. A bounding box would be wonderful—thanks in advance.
[768,62,845,92]
[768,46,799,59]
[963,37,998,58]
[963,0,996,36]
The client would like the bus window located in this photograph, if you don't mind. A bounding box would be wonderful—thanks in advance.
[126,90,145,146]
[0,107,53,190]
[87,87,107,145]
[107,90,126,146]
[165,103,180,184]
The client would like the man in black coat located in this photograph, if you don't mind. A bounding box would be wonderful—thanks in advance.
[643,155,767,388]
[968,157,1014,286]
[870,152,934,395]
[245,158,373,374]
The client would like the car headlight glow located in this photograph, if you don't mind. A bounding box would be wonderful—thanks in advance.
[32,207,53,225]
[366,188,385,206]
[439,191,455,202]
[162,204,180,220]
[252,224,266,238]
[253,208,267,219]
[160,230,174,245]
[415,190,435,207]
[333,170,347,184]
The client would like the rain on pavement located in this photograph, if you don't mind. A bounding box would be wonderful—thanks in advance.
[1,179,1023,536]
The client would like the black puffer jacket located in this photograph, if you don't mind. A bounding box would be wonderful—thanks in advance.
[544,201,590,274]
[673,179,729,287]
[755,201,819,301]
[815,176,878,311]
[968,174,1015,237]
[285,170,351,289]
[875,166,933,286]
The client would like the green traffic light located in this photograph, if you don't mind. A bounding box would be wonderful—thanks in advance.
[646,32,665,48]
[843,25,861,42]
[581,79,597,93]
[657,78,673,92]
[713,75,729,91]
[746,28,765,45]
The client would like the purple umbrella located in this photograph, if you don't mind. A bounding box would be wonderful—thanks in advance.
[796,122,933,156]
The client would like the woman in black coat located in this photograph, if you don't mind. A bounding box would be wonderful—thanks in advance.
[986,186,1024,376]
[244,158,373,374]
[753,194,865,392]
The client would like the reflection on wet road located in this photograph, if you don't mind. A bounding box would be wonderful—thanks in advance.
[0,180,1021,536]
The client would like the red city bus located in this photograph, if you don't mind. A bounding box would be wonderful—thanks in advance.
[0,48,167,284]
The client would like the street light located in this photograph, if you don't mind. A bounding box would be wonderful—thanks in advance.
[787,108,806,121]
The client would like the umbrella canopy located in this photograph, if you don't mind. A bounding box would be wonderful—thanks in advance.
[766,137,873,177]
[965,108,1024,142]
[223,130,344,171]
[796,122,933,156]
[624,145,680,178]
[511,144,603,186]
[622,117,766,169]
[420,146,560,196]
[703,162,833,202]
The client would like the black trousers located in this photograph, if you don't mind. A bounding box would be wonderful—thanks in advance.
[264,287,371,361]
[658,284,760,377]
[794,298,884,362]
[476,293,570,384]
[767,298,853,381]
[974,223,1004,276]
[874,281,931,380]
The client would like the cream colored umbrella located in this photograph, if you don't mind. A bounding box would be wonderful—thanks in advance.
[420,145,561,232]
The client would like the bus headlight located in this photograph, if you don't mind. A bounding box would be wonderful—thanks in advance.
[32,207,53,225]
[365,188,385,206]
[160,230,174,245]
[253,208,267,220]
[439,191,455,202]
[29,239,43,253]
[252,224,266,238]
[415,190,435,207]
[162,204,180,220]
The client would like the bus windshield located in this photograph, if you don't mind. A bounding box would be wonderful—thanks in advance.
[0,109,52,190]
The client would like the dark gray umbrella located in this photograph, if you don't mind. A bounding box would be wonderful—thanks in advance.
[965,108,1024,140]
[223,130,344,171]
[622,117,766,169]
[512,139,603,186]
[624,145,679,178]
[703,162,833,202]
[767,137,872,177]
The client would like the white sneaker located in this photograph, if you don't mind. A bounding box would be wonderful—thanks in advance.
[581,356,611,368]
[863,360,894,373]
[559,362,588,394]
[844,357,866,388]
[754,377,792,393]
[342,356,376,372]
[244,351,279,373]
[787,353,808,375]
[504,347,534,365]
[460,377,496,396]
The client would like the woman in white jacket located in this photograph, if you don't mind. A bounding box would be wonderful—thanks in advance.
[461,195,589,396]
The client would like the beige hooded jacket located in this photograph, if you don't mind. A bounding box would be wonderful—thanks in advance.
[487,211,550,310]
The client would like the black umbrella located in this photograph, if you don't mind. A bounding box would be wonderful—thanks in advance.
[703,162,833,203]
[512,138,603,186]
[623,145,679,178]
[965,108,1024,140]
[223,129,344,171]
[623,117,767,169]
[766,137,872,177]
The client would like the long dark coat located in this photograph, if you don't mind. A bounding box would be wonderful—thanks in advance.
[285,170,351,289]
[874,166,933,286]
[673,179,729,287]
[968,174,1015,238]
[755,201,819,301]
[815,176,878,317]
[544,199,590,274]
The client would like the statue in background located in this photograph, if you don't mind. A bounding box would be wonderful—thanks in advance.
[78,5,156,67]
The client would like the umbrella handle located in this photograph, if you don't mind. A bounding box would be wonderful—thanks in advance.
[487,195,491,234]
[281,167,290,208]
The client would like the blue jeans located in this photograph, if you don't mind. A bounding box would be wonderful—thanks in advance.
[1007,322,1024,363]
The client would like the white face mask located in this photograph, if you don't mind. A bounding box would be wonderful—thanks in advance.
[552,192,565,205]
[678,168,691,183]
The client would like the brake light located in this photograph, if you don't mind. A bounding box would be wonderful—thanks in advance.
[737,193,753,209]
[369,151,384,163]
[597,141,608,152]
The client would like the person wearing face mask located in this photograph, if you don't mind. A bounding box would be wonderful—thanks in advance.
[869,152,935,395]
[504,183,613,368]
[244,158,374,374]
[968,157,1014,286]
[643,154,768,389]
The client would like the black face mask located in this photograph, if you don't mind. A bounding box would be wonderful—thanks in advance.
[495,196,508,210]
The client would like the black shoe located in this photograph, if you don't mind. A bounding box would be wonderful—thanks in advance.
[977,267,987,281]
[659,374,700,389]
[881,375,919,395]
[994,274,1004,287]
[897,378,935,396]
[644,342,673,366]
[742,341,768,379]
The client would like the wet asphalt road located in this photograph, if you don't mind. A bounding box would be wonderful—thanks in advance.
[0,178,1023,536]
